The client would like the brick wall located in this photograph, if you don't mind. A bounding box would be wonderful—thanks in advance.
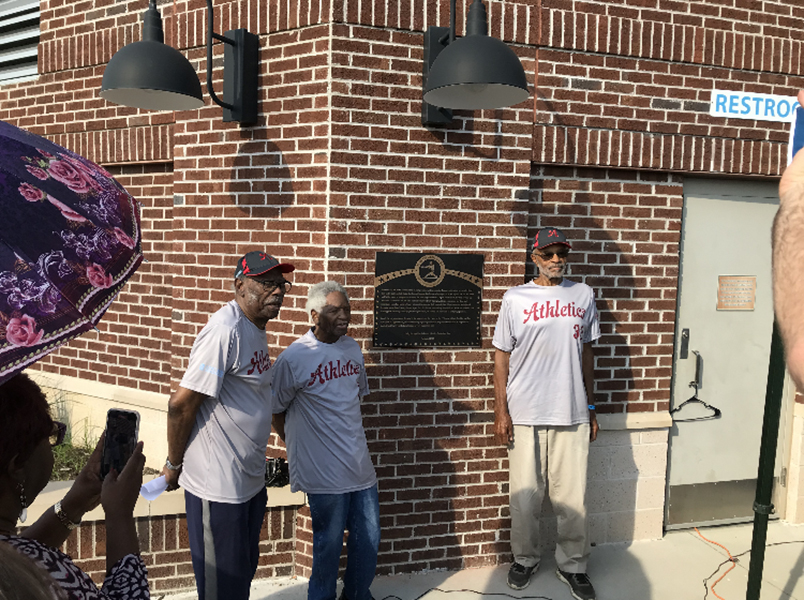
[55,508,295,593]
[1,0,800,585]
[34,164,176,395]
[535,0,804,174]
[529,166,684,414]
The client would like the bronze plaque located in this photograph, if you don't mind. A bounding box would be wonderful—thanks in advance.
[717,276,756,311]
[373,252,484,347]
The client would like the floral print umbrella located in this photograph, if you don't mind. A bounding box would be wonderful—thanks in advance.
[0,120,143,384]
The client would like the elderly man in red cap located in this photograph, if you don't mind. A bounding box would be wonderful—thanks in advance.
[493,228,601,600]
[162,251,294,600]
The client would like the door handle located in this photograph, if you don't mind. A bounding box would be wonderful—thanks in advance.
[689,350,703,391]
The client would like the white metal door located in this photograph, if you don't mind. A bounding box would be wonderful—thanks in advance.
[666,179,791,528]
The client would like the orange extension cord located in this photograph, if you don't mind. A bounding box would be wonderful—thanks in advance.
[695,527,737,600]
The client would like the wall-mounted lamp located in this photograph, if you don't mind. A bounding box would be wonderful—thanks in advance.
[422,0,529,126]
[100,0,259,126]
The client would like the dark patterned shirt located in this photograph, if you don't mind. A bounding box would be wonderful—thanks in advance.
[0,535,149,599]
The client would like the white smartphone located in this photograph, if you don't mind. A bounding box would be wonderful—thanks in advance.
[100,408,140,479]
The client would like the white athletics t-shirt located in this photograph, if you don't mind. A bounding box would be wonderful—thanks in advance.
[178,300,274,504]
[492,279,601,427]
[271,329,376,494]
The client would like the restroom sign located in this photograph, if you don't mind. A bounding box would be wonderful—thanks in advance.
[709,90,799,122]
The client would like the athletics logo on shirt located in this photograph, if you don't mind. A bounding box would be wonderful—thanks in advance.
[247,350,271,375]
[523,300,586,324]
[308,360,361,386]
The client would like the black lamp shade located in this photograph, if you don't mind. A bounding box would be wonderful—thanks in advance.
[423,34,529,110]
[100,40,204,111]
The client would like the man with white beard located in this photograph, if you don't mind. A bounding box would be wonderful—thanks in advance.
[493,227,601,600]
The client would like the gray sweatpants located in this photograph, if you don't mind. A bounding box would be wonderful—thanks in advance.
[508,423,591,573]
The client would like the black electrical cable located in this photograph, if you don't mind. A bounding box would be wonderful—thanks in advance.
[702,540,804,600]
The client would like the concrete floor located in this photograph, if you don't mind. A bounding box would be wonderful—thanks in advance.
[164,521,804,600]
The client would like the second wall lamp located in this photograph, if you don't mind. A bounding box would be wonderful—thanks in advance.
[422,0,529,126]
[100,0,259,126]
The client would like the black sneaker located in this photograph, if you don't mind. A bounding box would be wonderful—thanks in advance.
[556,569,596,600]
[507,562,538,590]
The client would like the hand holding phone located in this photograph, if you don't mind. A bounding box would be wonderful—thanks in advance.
[100,409,140,479]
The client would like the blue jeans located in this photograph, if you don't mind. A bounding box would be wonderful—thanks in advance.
[307,484,380,600]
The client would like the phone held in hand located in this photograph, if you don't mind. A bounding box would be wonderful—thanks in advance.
[100,409,140,479]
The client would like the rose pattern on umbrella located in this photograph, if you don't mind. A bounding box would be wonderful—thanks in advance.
[59,228,116,264]
[5,314,44,347]
[47,195,87,222]
[62,154,112,183]
[113,227,135,249]
[0,120,143,383]
[37,250,74,281]
[23,151,104,194]
[77,192,124,229]
[0,269,61,314]
[86,263,113,288]
[19,182,45,203]
[21,149,129,229]
[25,165,48,180]
[48,158,99,194]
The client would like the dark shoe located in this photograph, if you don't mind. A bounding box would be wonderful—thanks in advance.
[507,562,537,590]
[556,569,596,600]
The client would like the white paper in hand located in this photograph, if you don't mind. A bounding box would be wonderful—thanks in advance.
[140,475,168,501]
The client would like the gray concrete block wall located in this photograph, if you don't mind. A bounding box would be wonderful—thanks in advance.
[587,429,668,544]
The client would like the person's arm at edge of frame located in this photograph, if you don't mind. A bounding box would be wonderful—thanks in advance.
[20,434,107,547]
[101,441,145,574]
[774,89,804,391]
[583,342,598,442]
[162,386,207,491]
[494,349,514,445]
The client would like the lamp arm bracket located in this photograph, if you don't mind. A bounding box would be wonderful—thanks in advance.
[449,0,456,43]
[212,31,235,46]
[206,0,234,110]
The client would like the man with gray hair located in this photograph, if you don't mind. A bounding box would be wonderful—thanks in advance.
[271,281,379,600]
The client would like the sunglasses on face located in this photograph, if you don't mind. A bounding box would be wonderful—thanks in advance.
[534,250,569,260]
[49,421,67,447]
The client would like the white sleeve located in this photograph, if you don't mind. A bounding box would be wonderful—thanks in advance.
[180,323,235,398]
[271,352,301,413]
[492,294,516,351]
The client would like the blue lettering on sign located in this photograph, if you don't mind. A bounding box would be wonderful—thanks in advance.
[711,90,798,122]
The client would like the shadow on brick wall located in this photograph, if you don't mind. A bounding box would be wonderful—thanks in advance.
[232,140,296,219]
[362,350,486,575]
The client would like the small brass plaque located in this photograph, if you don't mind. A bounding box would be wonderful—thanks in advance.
[717,276,756,311]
